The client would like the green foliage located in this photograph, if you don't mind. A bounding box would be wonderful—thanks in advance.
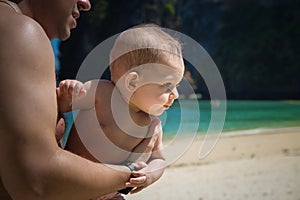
[164,0,177,16]
[60,0,300,99]
[213,0,300,98]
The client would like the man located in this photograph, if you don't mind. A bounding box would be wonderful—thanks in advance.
[0,0,159,199]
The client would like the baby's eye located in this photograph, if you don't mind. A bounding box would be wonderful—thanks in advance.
[162,83,179,90]
[163,83,173,89]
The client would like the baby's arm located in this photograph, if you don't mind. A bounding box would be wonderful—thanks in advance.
[126,119,166,194]
[57,79,99,112]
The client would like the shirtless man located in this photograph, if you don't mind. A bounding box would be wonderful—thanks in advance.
[0,1,159,199]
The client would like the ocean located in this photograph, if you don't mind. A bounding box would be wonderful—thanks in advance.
[161,100,300,137]
[62,100,300,145]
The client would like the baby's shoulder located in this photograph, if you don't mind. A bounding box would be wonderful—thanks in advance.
[93,79,114,95]
[93,79,115,105]
[96,79,114,90]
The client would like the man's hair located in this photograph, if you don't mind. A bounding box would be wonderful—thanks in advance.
[109,24,182,83]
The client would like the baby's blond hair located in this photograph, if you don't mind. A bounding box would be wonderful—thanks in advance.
[109,24,182,83]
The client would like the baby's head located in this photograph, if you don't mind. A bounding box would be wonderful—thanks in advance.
[109,24,184,116]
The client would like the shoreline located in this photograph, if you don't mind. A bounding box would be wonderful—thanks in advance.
[127,126,300,200]
[220,126,300,137]
[167,126,300,167]
[163,126,300,140]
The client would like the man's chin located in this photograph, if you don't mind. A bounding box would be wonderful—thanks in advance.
[57,29,71,41]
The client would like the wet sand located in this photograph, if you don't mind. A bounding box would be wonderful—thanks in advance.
[126,127,300,200]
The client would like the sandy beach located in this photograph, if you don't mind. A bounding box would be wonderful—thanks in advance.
[126,127,300,200]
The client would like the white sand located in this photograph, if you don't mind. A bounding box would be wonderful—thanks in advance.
[126,127,300,200]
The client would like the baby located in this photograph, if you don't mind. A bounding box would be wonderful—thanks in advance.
[57,24,184,199]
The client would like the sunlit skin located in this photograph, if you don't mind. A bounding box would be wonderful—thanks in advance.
[58,53,185,196]
[16,0,91,40]
[0,1,161,199]
[128,58,184,117]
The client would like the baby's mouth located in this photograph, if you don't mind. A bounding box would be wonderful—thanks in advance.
[164,105,171,109]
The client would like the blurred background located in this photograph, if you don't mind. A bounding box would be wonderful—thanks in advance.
[54,0,300,100]
[51,2,300,198]
[52,0,300,134]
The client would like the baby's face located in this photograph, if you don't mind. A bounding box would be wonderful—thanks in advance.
[129,54,184,116]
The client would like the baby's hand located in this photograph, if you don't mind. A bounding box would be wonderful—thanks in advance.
[56,79,86,112]
[58,79,86,98]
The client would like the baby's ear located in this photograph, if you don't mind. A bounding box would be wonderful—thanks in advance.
[125,71,139,92]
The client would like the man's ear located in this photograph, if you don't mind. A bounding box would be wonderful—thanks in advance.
[125,71,139,92]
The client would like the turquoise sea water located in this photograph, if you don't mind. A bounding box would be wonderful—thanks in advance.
[161,100,300,136]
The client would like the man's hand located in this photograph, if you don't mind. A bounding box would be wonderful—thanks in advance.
[125,170,149,194]
[124,119,165,194]
[55,116,66,146]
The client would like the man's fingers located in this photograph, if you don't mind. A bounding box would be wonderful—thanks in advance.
[56,87,61,96]
[55,117,65,145]
[131,171,146,178]
[130,176,146,184]
[130,186,145,194]
[125,176,146,187]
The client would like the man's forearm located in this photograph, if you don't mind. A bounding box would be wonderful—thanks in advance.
[42,148,131,200]
[2,146,131,200]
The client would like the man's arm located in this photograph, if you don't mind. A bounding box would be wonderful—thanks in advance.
[0,14,130,200]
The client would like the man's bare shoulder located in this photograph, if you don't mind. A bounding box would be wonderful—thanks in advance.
[0,9,52,65]
[0,7,56,138]
[1,8,46,39]
[0,10,55,85]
